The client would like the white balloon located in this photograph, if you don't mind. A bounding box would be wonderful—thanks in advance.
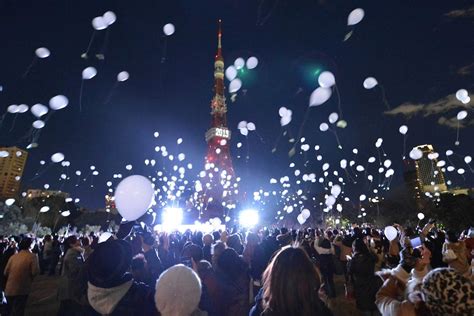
[229,78,242,93]
[457,110,467,120]
[465,156,472,164]
[301,144,310,151]
[383,159,392,168]
[117,71,130,82]
[225,66,237,81]
[318,71,336,88]
[319,122,329,132]
[35,47,51,59]
[51,153,65,163]
[114,175,155,221]
[328,112,339,124]
[297,214,306,225]
[359,194,366,201]
[40,206,50,213]
[309,87,332,106]
[280,115,292,126]
[246,56,259,69]
[0,151,9,158]
[368,157,376,163]
[7,105,19,113]
[325,195,336,207]
[92,16,108,30]
[461,96,470,104]
[32,120,45,129]
[31,104,48,118]
[237,121,248,129]
[301,208,311,219]
[457,168,465,175]
[17,104,29,113]
[384,226,398,241]
[446,150,453,156]
[163,23,175,36]
[103,11,117,25]
[331,184,341,197]
[399,125,408,135]
[417,212,425,220]
[49,95,69,110]
[409,148,423,160]
[347,8,365,26]
[455,89,468,101]
[240,127,249,136]
[363,77,378,89]
[278,107,288,117]
[247,122,256,131]
[234,57,245,70]
[82,67,97,80]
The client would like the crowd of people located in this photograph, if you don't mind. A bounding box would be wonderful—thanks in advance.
[0,220,473,316]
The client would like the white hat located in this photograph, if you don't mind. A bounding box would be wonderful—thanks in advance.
[155,264,202,316]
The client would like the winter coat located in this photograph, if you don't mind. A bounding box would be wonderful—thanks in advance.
[216,269,250,316]
[58,247,88,304]
[4,250,39,296]
[347,252,383,311]
[442,241,470,275]
[88,280,157,316]
[333,236,352,262]
[376,277,418,316]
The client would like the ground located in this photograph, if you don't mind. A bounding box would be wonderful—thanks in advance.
[24,275,360,316]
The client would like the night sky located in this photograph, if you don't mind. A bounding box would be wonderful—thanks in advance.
[0,0,473,210]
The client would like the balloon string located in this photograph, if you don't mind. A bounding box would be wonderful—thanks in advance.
[104,81,119,104]
[246,135,250,162]
[455,120,460,145]
[272,128,284,153]
[402,134,407,159]
[98,28,110,58]
[8,114,18,132]
[29,163,52,181]
[334,85,344,117]
[161,37,168,64]
[83,31,97,57]
[22,57,38,79]
[379,84,391,110]
[79,80,84,112]
[290,107,311,157]
[331,129,343,149]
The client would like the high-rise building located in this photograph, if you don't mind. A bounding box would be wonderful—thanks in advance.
[0,146,28,199]
[414,144,447,194]
[202,21,236,217]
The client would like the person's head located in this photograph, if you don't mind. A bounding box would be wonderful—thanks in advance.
[202,233,213,246]
[65,235,80,249]
[226,234,243,253]
[155,265,202,316]
[18,237,33,251]
[262,246,330,316]
[320,239,331,249]
[352,238,369,254]
[142,233,155,247]
[419,268,474,316]
[182,244,203,269]
[44,235,52,242]
[87,239,133,288]
[445,230,458,243]
[216,248,248,280]
[80,236,90,247]
[246,232,259,247]
[212,241,226,267]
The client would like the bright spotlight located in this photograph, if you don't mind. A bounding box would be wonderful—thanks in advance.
[161,207,183,230]
[239,209,259,228]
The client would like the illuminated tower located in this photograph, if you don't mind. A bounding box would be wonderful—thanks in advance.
[203,20,236,217]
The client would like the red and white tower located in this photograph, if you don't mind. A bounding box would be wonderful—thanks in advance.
[202,20,236,217]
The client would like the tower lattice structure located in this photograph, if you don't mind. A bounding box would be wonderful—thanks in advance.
[201,20,236,218]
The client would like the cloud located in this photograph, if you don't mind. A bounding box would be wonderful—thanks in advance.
[457,63,474,76]
[385,94,473,128]
[445,6,474,19]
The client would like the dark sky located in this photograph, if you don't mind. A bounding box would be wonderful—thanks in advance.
[0,0,473,210]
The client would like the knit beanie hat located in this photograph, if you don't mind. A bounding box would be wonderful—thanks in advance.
[155,264,202,316]
[87,239,133,288]
[422,268,474,316]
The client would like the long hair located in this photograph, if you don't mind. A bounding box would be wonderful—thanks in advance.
[261,246,331,316]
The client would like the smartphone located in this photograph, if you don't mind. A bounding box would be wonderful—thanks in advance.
[410,237,422,248]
